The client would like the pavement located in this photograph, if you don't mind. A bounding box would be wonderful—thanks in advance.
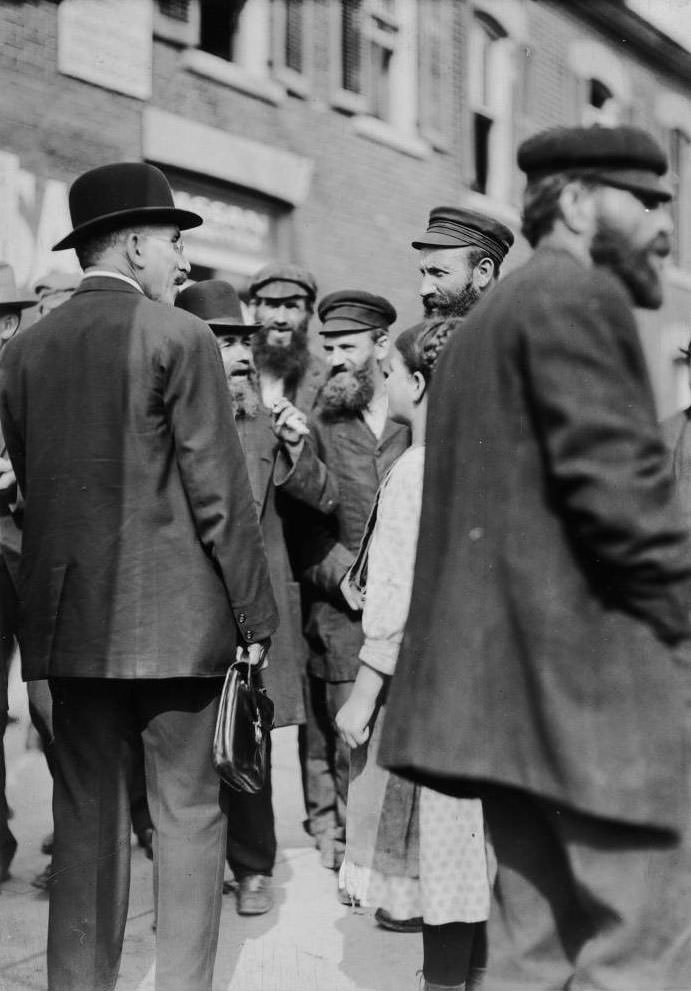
[0,665,422,991]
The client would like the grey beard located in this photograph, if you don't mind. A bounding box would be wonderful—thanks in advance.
[228,377,261,419]
[590,217,667,310]
[423,282,483,319]
[320,361,376,417]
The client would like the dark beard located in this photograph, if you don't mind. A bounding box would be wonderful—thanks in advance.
[320,360,376,418]
[423,281,483,318]
[590,217,669,310]
[252,326,310,389]
[228,375,260,419]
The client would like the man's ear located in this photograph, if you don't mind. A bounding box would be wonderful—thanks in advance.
[472,256,495,291]
[123,231,146,270]
[558,180,596,236]
[374,332,391,361]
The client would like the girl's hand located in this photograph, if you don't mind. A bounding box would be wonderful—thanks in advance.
[336,689,375,749]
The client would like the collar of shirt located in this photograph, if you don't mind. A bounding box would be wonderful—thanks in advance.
[82,269,144,294]
[363,392,389,440]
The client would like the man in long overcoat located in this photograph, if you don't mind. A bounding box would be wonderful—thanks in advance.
[0,163,278,991]
[176,279,306,916]
[380,126,691,989]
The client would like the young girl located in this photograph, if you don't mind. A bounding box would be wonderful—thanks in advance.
[336,318,489,991]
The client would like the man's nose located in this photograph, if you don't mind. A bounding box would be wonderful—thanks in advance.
[178,253,191,276]
[328,350,345,369]
[273,306,288,324]
[656,207,674,238]
[419,273,436,298]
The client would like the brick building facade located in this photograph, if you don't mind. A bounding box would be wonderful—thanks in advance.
[0,0,690,414]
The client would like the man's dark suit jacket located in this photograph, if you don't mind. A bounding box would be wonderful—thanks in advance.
[0,275,278,681]
[380,246,691,834]
[235,408,306,725]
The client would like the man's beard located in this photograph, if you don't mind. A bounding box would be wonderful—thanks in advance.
[423,281,483,318]
[228,372,261,419]
[320,359,376,417]
[252,325,310,387]
[590,216,669,310]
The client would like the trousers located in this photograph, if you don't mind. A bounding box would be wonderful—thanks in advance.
[47,676,226,991]
[480,784,691,990]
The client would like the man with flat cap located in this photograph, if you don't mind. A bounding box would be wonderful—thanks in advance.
[273,290,409,875]
[176,279,307,917]
[412,206,513,319]
[0,163,278,991]
[0,262,34,887]
[249,262,328,414]
[380,125,691,989]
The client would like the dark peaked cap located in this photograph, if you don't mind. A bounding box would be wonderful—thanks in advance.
[318,290,396,335]
[411,207,514,268]
[518,125,672,201]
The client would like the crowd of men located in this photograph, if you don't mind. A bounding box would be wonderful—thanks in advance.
[0,119,690,991]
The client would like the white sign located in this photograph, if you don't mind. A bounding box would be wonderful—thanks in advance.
[58,0,153,101]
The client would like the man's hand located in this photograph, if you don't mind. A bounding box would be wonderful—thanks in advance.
[272,397,309,451]
[236,639,270,670]
[340,574,365,612]
[0,457,16,492]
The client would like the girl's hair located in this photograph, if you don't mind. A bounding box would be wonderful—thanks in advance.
[394,317,462,385]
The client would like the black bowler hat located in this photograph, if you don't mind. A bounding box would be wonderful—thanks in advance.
[249,263,317,302]
[317,290,396,335]
[518,125,672,201]
[412,207,514,267]
[53,162,203,251]
[175,279,258,334]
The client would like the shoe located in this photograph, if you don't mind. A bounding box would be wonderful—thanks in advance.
[31,862,53,891]
[236,874,273,915]
[40,832,53,856]
[338,886,360,907]
[136,827,153,860]
[374,907,423,933]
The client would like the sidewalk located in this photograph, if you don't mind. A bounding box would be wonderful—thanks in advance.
[1,673,421,991]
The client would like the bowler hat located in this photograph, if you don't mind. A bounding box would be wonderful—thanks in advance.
[0,263,35,311]
[53,162,203,251]
[318,290,396,335]
[175,279,258,334]
[518,125,672,201]
[249,263,317,302]
[412,207,514,267]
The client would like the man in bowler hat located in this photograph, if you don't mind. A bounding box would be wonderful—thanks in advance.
[380,126,691,988]
[0,262,34,886]
[273,291,409,877]
[176,280,307,917]
[412,206,514,319]
[0,163,278,991]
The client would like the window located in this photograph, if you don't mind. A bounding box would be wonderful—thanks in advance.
[284,0,305,74]
[417,0,454,148]
[469,11,512,200]
[582,78,622,127]
[199,0,246,61]
[158,0,190,20]
[272,0,313,94]
[340,0,398,121]
[669,127,691,269]
[566,41,631,129]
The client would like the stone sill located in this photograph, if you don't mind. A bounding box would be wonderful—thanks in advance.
[182,49,284,105]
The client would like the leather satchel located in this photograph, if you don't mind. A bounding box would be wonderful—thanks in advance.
[212,661,275,793]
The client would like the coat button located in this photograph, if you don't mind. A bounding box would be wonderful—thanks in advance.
[246,630,254,641]
[238,612,247,624]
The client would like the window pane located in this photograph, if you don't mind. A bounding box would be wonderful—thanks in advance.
[342,0,363,93]
[285,0,304,74]
[200,0,245,61]
[472,112,492,194]
[370,39,392,120]
[158,0,190,21]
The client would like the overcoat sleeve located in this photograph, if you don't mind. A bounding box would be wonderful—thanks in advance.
[163,327,278,642]
[273,424,339,515]
[523,270,691,643]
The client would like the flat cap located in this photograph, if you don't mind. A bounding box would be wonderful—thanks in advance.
[518,125,671,201]
[318,290,396,335]
[249,262,317,302]
[412,207,514,266]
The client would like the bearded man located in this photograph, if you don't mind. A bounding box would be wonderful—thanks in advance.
[175,279,306,917]
[249,262,328,414]
[380,126,691,990]
[413,207,513,319]
[273,290,409,875]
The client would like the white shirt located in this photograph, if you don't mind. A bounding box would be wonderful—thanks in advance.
[82,269,144,294]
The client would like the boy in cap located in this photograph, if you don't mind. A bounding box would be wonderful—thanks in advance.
[0,163,277,991]
[249,262,328,414]
[273,290,409,878]
[176,279,307,916]
[412,206,513,318]
[380,125,691,989]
